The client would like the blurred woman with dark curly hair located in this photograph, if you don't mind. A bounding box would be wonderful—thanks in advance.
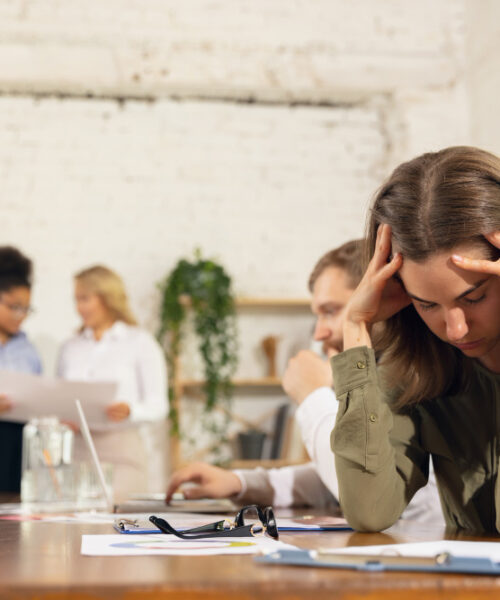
[0,247,42,492]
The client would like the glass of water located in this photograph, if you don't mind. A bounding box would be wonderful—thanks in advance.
[20,416,75,504]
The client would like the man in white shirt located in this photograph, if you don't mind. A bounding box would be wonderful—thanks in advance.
[166,241,444,525]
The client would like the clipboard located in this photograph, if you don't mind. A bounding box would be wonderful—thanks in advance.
[255,548,500,575]
[113,519,158,534]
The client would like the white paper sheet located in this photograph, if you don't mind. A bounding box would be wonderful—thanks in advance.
[320,540,500,561]
[81,534,297,556]
[0,508,229,525]
[0,369,116,428]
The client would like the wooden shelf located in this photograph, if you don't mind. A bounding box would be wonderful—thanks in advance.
[178,295,310,309]
[171,294,309,469]
[181,377,283,391]
[235,297,310,308]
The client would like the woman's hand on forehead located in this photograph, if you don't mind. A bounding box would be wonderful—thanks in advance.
[345,224,410,327]
[451,231,500,277]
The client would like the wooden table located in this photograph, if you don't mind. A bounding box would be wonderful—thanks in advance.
[1,507,499,599]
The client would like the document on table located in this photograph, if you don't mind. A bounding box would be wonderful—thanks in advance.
[0,369,116,428]
[81,533,298,556]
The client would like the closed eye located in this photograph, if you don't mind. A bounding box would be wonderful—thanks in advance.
[463,293,486,305]
[418,302,437,312]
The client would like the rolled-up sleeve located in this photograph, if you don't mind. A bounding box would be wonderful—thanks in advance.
[234,463,337,508]
[330,347,429,532]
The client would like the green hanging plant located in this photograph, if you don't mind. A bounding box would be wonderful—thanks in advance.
[157,250,238,449]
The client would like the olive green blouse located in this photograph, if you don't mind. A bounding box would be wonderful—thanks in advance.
[330,346,500,532]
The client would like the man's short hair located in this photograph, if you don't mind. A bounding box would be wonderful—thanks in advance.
[308,239,365,292]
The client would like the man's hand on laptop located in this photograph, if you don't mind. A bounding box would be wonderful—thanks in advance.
[282,350,334,404]
[166,462,242,504]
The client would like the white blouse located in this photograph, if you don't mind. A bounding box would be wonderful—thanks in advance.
[57,321,168,427]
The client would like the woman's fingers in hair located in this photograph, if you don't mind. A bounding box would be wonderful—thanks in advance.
[454,230,500,274]
[375,251,403,284]
[452,253,500,276]
[452,230,500,275]
[372,224,393,270]
[485,230,500,250]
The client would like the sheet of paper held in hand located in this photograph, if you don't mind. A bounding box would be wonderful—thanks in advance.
[81,533,298,556]
[0,369,117,428]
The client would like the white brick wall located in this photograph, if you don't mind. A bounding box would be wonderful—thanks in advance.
[1,96,387,370]
[465,0,500,155]
[0,0,471,385]
[0,0,464,101]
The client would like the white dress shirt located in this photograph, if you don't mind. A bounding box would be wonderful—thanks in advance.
[235,386,445,526]
[57,321,168,429]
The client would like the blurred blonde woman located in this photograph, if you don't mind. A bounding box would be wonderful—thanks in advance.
[57,265,168,499]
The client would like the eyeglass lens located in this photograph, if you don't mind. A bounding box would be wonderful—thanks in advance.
[0,299,33,316]
[235,505,279,539]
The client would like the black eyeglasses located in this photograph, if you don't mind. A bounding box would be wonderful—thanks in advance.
[0,299,34,317]
[149,505,278,540]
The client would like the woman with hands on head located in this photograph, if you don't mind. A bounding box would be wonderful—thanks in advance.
[331,146,500,532]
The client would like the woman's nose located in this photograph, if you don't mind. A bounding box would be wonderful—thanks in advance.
[445,307,469,342]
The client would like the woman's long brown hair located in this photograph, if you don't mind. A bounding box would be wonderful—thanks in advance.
[366,146,500,405]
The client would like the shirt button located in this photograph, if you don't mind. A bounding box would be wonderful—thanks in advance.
[369,414,377,423]
[356,361,366,369]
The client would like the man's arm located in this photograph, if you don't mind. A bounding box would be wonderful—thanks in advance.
[234,462,337,507]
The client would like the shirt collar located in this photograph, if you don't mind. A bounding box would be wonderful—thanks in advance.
[0,330,27,347]
[11,331,27,341]
[82,320,128,341]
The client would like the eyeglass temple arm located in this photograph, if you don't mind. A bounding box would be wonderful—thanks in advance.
[149,516,255,539]
[149,516,226,534]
